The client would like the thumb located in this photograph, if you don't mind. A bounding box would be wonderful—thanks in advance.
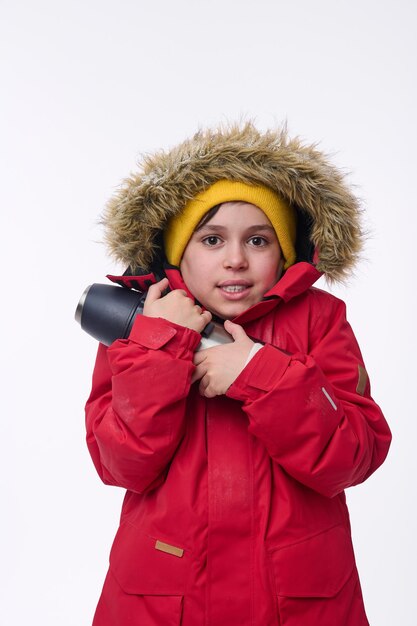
[145,277,169,304]
[224,319,247,341]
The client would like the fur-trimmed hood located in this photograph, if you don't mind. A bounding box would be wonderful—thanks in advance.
[102,122,363,282]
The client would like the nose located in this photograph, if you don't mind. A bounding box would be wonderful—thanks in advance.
[222,242,249,270]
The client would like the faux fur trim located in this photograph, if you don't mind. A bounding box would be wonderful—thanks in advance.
[102,122,363,282]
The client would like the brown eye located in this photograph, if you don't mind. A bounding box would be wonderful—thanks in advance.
[203,236,221,246]
[249,236,267,247]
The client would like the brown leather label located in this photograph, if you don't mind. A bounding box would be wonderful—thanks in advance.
[356,364,368,396]
[155,540,184,558]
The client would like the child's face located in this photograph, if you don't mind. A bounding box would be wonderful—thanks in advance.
[180,201,283,319]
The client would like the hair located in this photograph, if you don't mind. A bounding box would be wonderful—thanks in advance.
[194,204,222,231]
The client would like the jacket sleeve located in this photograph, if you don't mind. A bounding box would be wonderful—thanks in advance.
[226,295,392,498]
[85,315,201,494]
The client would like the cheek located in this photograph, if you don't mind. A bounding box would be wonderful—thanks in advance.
[258,255,282,285]
[180,253,211,293]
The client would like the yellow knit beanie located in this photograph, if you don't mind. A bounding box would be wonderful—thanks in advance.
[163,180,297,269]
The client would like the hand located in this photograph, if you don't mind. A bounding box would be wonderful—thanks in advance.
[143,277,212,333]
[192,320,255,397]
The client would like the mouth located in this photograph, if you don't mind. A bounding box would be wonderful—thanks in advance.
[217,281,252,300]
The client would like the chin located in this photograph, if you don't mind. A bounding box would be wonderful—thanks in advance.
[212,303,247,320]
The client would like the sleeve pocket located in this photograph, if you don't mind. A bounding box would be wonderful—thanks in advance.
[109,521,191,595]
[268,524,355,598]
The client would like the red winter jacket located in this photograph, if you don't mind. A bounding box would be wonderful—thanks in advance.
[85,262,391,626]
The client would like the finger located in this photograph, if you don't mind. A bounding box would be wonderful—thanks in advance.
[201,310,213,323]
[224,319,247,341]
[145,278,169,304]
[193,350,209,365]
[191,364,205,384]
[171,289,188,298]
[201,381,216,398]
[199,376,210,396]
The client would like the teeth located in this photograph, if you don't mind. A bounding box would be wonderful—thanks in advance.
[221,285,248,293]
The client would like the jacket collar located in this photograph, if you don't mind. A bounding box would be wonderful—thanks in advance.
[232,262,322,325]
[107,261,322,326]
[263,262,322,302]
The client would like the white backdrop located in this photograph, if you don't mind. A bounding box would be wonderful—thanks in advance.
[1,1,416,624]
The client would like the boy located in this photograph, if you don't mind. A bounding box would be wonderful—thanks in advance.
[85,122,391,625]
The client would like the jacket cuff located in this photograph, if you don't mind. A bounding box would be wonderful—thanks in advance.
[127,315,202,359]
[226,344,291,401]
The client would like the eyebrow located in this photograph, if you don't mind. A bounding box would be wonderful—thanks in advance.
[197,224,275,233]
